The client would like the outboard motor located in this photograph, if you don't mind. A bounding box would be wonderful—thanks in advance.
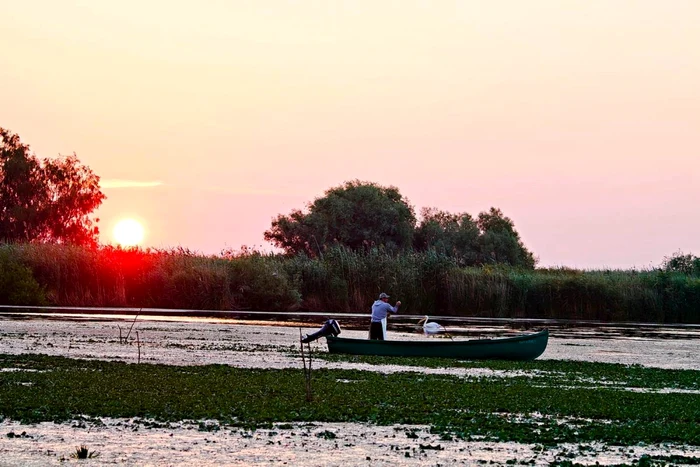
[301,319,341,343]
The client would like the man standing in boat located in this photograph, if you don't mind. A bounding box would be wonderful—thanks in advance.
[369,292,401,340]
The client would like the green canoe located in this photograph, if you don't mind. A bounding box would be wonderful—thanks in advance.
[325,329,548,360]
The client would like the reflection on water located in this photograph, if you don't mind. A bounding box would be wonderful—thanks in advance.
[2,418,697,467]
[0,312,698,370]
[2,308,699,341]
[1,314,698,465]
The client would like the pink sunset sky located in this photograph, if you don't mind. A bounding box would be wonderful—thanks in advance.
[2,1,698,269]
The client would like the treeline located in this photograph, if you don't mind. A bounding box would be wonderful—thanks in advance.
[265,180,536,269]
[1,244,699,324]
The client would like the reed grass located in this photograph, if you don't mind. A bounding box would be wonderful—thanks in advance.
[1,243,699,323]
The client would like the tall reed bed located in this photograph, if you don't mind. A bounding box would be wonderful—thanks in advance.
[5,244,299,311]
[1,244,698,323]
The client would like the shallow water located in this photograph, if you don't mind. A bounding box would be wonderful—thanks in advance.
[0,314,698,370]
[0,418,698,466]
[1,315,698,466]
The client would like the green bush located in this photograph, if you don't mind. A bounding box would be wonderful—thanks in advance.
[663,251,700,276]
[0,245,46,305]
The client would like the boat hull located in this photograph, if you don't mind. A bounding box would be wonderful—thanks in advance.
[326,329,548,360]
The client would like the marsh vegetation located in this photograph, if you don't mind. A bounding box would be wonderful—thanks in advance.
[2,353,698,447]
[2,244,700,324]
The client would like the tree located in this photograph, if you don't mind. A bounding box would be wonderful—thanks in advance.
[477,207,536,268]
[414,207,480,264]
[265,180,416,256]
[0,128,105,246]
[414,207,536,268]
[662,251,700,276]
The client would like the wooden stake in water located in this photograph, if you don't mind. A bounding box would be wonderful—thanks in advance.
[136,331,141,364]
[299,328,313,402]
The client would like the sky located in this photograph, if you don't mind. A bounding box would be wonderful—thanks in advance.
[2,0,699,269]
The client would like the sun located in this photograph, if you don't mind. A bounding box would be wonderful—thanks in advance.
[113,218,145,247]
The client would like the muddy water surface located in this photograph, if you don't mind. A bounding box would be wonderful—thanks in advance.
[0,314,697,370]
[1,314,698,466]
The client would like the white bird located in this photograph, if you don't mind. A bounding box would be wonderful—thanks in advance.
[417,315,445,335]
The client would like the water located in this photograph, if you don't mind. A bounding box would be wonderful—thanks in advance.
[1,418,697,467]
[1,311,698,370]
[0,313,698,465]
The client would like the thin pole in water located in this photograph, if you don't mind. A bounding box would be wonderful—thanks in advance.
[136,331,141,364]
[299,328,313,402]
[125,308,142,341]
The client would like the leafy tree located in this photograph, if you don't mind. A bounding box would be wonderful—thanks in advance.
[0,128,105,246]
[662,251,700,276]
[265,180,416,256]
[477,207,536,268]
[414,207,480,264]
[414,207,535,268]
